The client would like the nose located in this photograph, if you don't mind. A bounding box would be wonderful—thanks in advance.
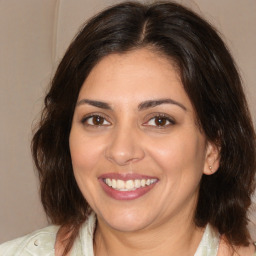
[105,125,145,166]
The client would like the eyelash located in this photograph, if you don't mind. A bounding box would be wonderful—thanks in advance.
[81,114,111,127]
[143,114,176,128]
[80,113,176,128]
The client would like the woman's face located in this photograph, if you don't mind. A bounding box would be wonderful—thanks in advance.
[69,48,217,232]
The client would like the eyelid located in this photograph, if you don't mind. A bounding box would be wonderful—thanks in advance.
[142,113,176,127]
[81,113,112,126]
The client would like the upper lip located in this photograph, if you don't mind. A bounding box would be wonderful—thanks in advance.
[98,173,158,181]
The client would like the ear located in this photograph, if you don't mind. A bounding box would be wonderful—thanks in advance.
[203,142,220,175]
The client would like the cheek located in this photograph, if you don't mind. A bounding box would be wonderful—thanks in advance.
[69,128,104,175]
[146,131,206,211]
[69,128,105,202]
[147,130,206,179]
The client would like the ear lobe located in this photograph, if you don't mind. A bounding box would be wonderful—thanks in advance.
[203,142,220,175]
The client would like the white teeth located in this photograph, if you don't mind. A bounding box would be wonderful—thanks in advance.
[134,179,140,188]
[104,178,157,191]
[117,180,125,190]
[126,180,134,190]
[146,179,151,185]
[106,178,111,186]
[112,179,117,189]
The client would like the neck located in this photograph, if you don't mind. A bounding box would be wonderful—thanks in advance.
[94,213,204,256]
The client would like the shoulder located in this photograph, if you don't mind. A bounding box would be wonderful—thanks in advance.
[56,213,97,256]
[217,237,256,256]
[233,244,256,256]
[234,244,256,256]
[0,225,59,256]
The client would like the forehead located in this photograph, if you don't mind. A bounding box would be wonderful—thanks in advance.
[77,48,192,110]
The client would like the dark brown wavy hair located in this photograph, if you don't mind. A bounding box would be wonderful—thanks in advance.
[32,1,256,254]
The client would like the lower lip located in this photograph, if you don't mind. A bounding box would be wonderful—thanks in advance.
[99,179,158,200]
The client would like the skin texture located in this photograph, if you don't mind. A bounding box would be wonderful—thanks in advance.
[66,48,252,255]
[217,237,255,256]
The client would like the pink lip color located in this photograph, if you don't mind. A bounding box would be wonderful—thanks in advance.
[98,173,158,201]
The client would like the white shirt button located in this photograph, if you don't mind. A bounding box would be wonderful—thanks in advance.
[34,239,39,246]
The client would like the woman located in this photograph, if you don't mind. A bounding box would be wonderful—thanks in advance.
[1,1,255,255]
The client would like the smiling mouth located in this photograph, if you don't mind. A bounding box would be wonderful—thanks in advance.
[103,178,158,191]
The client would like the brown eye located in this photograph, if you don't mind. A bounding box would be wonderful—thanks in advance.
[154,117,167,126]
[83,115,111,126]
[92,116,104,125]
[144,115,175,127]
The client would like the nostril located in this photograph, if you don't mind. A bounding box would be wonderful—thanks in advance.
[104,145,145,166]
[104,128,145,165]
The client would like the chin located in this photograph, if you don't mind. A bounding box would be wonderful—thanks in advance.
[98,210,154,232]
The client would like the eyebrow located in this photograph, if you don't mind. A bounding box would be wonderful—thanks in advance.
[138,99,187,111]
[76,99,111,109]
[76,98,187,111]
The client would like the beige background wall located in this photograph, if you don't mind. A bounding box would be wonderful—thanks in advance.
[0,0,255,243]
